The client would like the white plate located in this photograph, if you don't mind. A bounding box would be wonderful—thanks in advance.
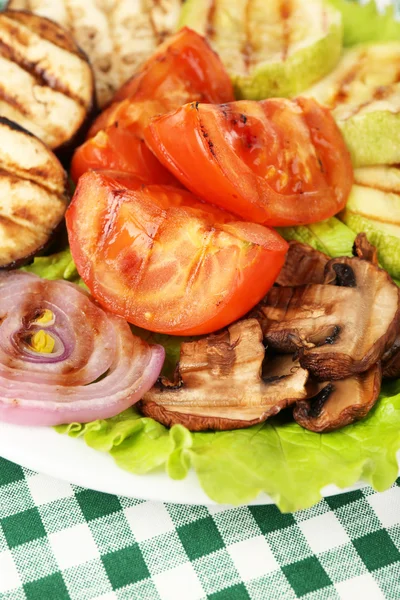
[0,421,374,505]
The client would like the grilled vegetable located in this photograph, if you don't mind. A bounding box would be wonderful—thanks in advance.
[0,117,68,268]
[293,363,382,432]
[304,42,400,166]
[257,256,400,380]
[178,0,342,100]
[140,319,309,431]
[0,10,94,150]
[340,165,400,279]
[276,241,329,287]
[7,0,183,107]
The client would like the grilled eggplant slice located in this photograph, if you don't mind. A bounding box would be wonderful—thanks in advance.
[7,0,183,107]
[340,165,400,279]
[293,363,382,433]
[304,43,400,167]
[140,319,309,431]
[0,117,68,268]
[0,10,94,150]
[179,0,342,99]
[257,256,400,380]
[276,241,329,287]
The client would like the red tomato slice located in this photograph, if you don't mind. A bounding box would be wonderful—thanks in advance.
[70,125,178,185]
[145,97,354,227]
[66,171,288,335]
[113,27,234,108]
[88,99,165,140]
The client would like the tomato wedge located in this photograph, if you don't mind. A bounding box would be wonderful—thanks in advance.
[113,27,235,108]
[66,171,288,336]
[70,125,178,185]
[145,98,354,227]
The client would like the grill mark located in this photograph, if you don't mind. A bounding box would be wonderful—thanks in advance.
[346,84,396,119]
[280,0,292,61]
[331,55,366,108]
[149,0,170,44]
[0,166,66,200]
[206,0,217,39]
[0,82,30,116]
[0,23,86,107]
[355,181,400,196]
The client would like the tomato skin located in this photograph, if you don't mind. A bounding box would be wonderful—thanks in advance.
[70,125,178,185]
[66,171,288,336]
[145,98,354,227]
[88,99,165,140]
[113,27,235,108]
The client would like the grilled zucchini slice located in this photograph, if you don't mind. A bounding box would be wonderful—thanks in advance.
[0,10,94,150]
[340,166,400,279]
[304,42,400,167]
[0,117,68,268]
[6,0,183,107]
[179,0,342,99]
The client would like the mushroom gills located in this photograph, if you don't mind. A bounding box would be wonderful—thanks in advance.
[140,319,309,431]
[293,363,382,432]
[258,256,400,380]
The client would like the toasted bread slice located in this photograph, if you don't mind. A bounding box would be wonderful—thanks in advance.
[0,117,68,268]
[6,0,183,107]
[0,10,94,150]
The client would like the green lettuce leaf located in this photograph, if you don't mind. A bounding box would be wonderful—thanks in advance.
[328,0,400,45]
[56,382,400,512]
[21,248,84,285]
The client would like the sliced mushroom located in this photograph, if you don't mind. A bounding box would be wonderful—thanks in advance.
[382,334,400,379]
[275,241,329,287]
[139,319,309,431]
[293,363,382,433]
[353,233,378,265]
[257,257,400,380]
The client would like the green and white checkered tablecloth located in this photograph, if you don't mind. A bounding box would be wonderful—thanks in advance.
[0,456,399,600]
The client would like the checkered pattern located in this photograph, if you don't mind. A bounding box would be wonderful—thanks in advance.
[1,458,400,600]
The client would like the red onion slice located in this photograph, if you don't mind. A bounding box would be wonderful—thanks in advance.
[0,272,165,426]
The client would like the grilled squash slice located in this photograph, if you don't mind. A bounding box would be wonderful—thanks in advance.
[7,0,183,107]
[304,42,400,167]
[340,165,400,279]
[0,10,94,150]
[0,117,68,268]
[178,0,342,99]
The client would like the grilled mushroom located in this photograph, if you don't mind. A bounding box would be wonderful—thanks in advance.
[258,257,400,380]
[353,233,378,265]
[293,363,382,433]
[0,10,94,151]
[276,241,329,287]
[140,319,309,431]
[0,117,68,268]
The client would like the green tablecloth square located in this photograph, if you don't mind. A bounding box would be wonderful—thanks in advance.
[11,538,59,583]
[2,507,46,548]
[165,503,211,527]
[211,507,262,546]
[115,579,162,600]
[372,563,400,599]
[387,524,400,552]
[249,504,295,533]
[324,489,365,511]
[317,543,368,583]
[102,544,150,588]
[38,496,86,534]
[0,460,24,486]
[353,530,400,571]
[282,557,332,597]
[139,531,190,575]
[0,480,35,519]
[245,571,297,600]
[23,572,70,600]
[264,524,313,566]
[62,559,113,598]
[76,489,122,522]
[178,517,225,561]
[333,498,383,538]
[209,582,250,600]
[88,512,136,555]
[193,548,242,595]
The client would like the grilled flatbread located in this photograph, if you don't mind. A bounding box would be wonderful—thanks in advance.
[0,10,94,150]
[6,0,183,107]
